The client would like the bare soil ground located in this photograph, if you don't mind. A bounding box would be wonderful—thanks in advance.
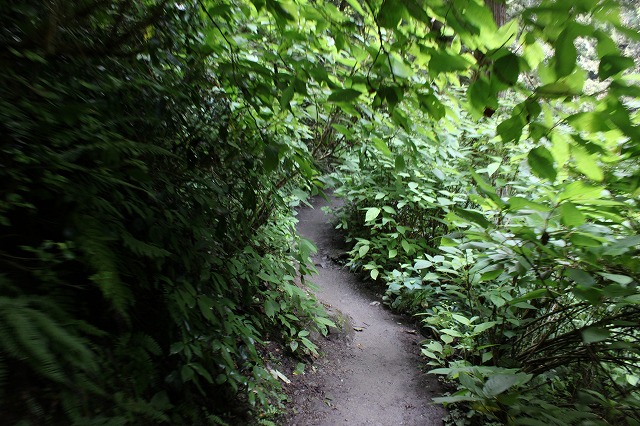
[282,194,446,426]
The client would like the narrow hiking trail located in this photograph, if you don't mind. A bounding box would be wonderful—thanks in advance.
[286,194,446,426]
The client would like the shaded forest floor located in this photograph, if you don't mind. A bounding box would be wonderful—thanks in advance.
[282,194,446,425]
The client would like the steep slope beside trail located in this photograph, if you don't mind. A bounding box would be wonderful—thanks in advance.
[286,194,446,425]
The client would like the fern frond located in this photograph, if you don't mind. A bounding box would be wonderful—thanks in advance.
[122,232,171,259]
[75,215,132,317]
[207,414,229,425]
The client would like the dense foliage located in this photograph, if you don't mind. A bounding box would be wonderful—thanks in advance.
[2,0,639,424]
[1,1,333,423]
[327,0,640,424]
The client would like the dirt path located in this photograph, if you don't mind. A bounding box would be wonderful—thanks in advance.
[285,194,446,426]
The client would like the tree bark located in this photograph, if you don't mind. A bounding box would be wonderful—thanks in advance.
[486,0,507,27]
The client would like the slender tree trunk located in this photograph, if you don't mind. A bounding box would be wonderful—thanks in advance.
[486,0,507,27]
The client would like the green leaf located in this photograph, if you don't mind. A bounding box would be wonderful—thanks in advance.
[265,299,280,318]
[395,155,406,171]
[418,94,445,120]
[483,373,533,398]
[391,57,413,78]
[558,181,604,201]
[494,53,520,85]
[599,54,635,80]
[454,208,492,228]
[555,29,577,78]
[572,146,603,181]
[528,146,557,181]
[191,363,214,383]
[404,0,430,22]
[365,207,381,222]
[377,0,404,28]
[328,88,363,103]
[315,316,337,328]
[181,365,194,382]
[474,321,497,333]
[566,269,596,287]
[536,82,577,98]
[452,314,471,326]
[598,273,633,285]
[358,244,370,257]
[497,116,524,143]
[429,50,472,75]
[581,327,611,344]
[280,85,294,110]
[559,202,585,227]
[415,259,432,270]
[372,137,392,156]
[480,269,502,282]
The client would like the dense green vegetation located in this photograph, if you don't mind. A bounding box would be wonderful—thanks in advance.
[1,0,639,424]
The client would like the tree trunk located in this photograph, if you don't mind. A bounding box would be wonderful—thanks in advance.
[486,0,507,27]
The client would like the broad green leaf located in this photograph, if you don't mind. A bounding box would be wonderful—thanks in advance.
[509,289,547,305]
[559,202,586,227]
[372,137,392,156]
[181,365,194,382]
[370,269,379,280]
[554,28,577,78]
[536,81,578,98]
[528,146,556,181]
[264,299,280,318]
[315,316,337,328]
[480,269,502,282]
[382,206,396,214]
[389,249,398,258]
[489,294,506,307]
[441,328,463,337]
[497,116,524,143]
[454,208,492,228]
[377,0,404,28]
[365,207,381,222]
[391,57,413,78]
[508,197,549,212]
[359,244,370,257]
[566,268,596,287]
[418,94,445,120]
[599,54,635,80]
[599,273,633,285]
[558,181,604,201]
[474,321,497,333]
[452,314,471,326]
[415,259,432,269]
[494,53,520,85]
[429,50,473,75]
[483,373,533,398]
[328,88,363,103]
[404,0,430,22]
[572,146,603,182]
[263,144,280,173]
[581,327,611,344]
[570,233,602,247]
